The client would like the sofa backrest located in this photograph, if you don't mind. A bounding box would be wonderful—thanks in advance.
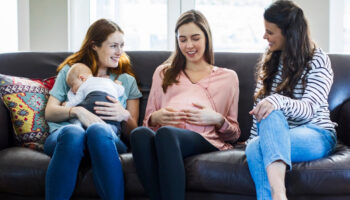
[0,51,350,146]
[327,54,350,145]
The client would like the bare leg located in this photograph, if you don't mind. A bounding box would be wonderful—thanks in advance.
[266,161,288,200]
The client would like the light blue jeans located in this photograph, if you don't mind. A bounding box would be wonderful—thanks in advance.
[245,110,336,200]
[44,123,127,200]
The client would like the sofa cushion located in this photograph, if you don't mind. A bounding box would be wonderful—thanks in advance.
[286,144,350,195]
[184,144,350,196]
[0,148,140,198]
[0,147,49,196]
[120,153,147,197]
[185,148,255,195]
[0,74,52,151]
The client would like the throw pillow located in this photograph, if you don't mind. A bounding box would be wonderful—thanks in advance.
[0,74,53,151]
[32,76,56,90]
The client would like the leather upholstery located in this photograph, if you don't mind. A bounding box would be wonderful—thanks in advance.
[0,51,350,199]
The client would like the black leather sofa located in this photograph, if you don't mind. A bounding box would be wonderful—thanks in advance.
[1,51,350,200]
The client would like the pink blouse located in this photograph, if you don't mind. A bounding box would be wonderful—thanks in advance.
[143,65,241,150]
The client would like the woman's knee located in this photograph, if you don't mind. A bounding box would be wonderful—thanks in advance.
[57,125,86,146]
[47,125,86,157]
[130,127,155,142]
[260,110,286,125]
[258,110,288,136]
[86,123,114,141]
[155,126,179,147]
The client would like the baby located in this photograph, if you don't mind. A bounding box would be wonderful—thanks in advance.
[65,63,127,134]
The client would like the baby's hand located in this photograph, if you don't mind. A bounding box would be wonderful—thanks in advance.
[114,80,122,85]
[61,101,67,106]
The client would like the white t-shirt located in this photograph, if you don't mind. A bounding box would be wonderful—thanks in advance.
[66,77,125,107]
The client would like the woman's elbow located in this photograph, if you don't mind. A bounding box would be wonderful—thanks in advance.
[44,105,55,121]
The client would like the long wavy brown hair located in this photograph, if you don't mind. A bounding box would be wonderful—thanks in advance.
[161,10,214,93]
[57,19,136,78]
[254,0,315,101]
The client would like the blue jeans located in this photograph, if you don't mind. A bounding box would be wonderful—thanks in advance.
[245,111,336,200]
[44,123,127,200]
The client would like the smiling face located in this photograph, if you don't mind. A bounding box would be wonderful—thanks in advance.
[177,22,206,64]
[263,20,286,52]
[93,31,124,70]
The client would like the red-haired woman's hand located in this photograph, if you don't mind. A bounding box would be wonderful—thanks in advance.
[94,96,130,122]
[72,106,105,127]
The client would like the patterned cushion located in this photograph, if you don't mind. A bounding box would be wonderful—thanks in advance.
[0,74,54,151]
[32,76,56,91]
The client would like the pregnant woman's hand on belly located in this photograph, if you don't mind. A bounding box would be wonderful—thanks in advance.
[182,102,224,128]
[150,107,187,126]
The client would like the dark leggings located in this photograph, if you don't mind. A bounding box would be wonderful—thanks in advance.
[130,126,218,200]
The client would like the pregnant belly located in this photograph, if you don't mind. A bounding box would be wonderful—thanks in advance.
[165,100,213,134]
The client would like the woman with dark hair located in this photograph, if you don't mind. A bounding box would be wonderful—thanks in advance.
[130,10,240,200]
[245,1,336,200]
[44,19,142,200]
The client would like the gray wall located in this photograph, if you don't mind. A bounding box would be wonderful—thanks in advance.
[29,0,68,51]
[18,0,68,52]
[294,0,330,51]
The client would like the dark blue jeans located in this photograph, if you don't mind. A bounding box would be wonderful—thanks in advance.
[130,126,218,200]
[44,123,127,200]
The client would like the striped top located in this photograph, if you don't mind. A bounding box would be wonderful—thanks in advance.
[248,48,336,142]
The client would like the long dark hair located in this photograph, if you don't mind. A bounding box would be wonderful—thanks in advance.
[58,19,136,78]
[161,10,214,93]
[255,0,315,100]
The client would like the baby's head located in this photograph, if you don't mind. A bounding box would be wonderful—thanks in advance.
[66,63,93,94]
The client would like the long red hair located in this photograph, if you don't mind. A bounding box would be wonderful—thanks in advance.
[57,19,136,78]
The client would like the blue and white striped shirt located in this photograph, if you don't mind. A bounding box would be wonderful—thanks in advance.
[248,48,336,142]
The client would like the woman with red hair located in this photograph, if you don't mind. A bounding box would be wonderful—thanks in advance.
[44,19,142,200]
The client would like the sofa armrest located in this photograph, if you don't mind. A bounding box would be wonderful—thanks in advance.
[336,99,350,147]
[0,99,11,150]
